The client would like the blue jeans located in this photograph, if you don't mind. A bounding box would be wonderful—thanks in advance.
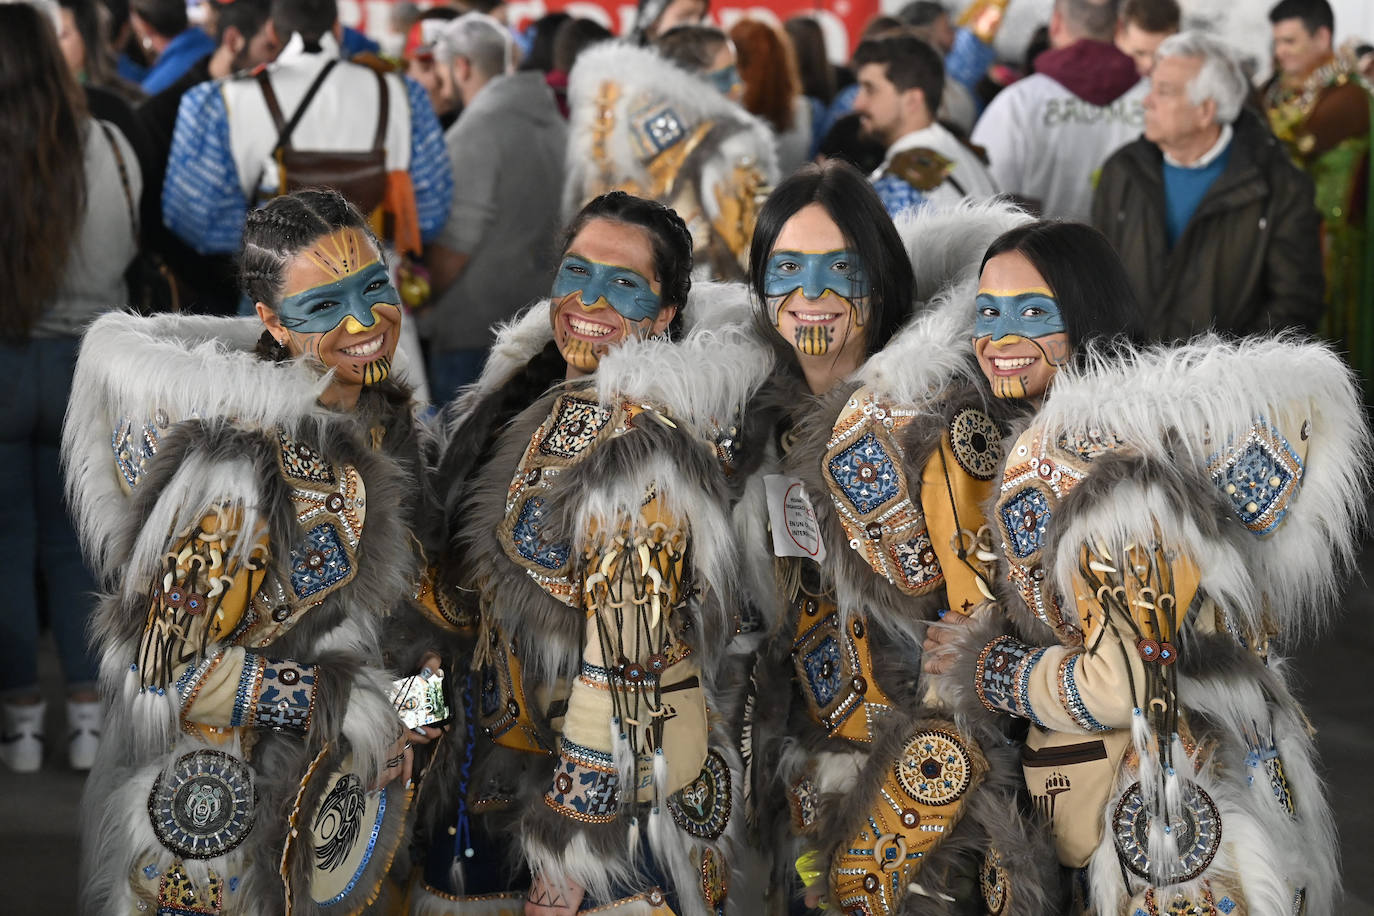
[427,347,489,409]
[0,337,100,696]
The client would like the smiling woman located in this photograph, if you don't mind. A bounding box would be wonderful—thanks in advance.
[972,220,1144,404]
[749,160,912,394]
[548,190,693,378]
[244,192,404,405]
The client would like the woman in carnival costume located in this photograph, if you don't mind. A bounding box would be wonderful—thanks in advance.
[407,191,774,915]
[66,190,442,916]
[929,220,1368,914]
[739,160,1069,916]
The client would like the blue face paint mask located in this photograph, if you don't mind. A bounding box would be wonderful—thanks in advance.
[551,255,663,323]
[277,261,400,335]
[973,288,1066,341]
[707,63,741,96]
[764,249,870,303]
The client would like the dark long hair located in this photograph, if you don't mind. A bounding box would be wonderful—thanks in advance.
[978,221,1145,359]
[0,4,89,340]
[749,160,915,367]
[240,189,384,358]
[784,16,836,104]
[558,191,694,337]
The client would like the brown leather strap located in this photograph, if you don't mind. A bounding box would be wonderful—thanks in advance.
[255,69,287,134]
[371,68,389,152]
[259,59,339,155]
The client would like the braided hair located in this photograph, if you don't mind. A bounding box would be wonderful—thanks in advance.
[558,191,694,337]
[241,189,385,359]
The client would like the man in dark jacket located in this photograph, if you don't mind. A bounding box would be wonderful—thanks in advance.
[1093,31,1323,340]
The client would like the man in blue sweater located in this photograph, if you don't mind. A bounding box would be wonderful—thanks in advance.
[1093,31,1324,340]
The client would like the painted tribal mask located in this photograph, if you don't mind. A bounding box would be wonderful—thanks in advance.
[972,286,1071,401]
[765,249,871,358]
[273,227,402,388]
[549,254,665,374]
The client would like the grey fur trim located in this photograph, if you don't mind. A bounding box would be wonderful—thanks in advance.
[894,197,1033,306]
[1035,334,1370,637]
[77,372,428,914]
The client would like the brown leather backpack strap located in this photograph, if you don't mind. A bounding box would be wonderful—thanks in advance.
[256,69,287,135]
[371,68,389,152]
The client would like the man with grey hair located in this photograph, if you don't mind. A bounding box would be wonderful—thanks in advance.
[1093,31,1323,339]
[421,12,567,402]
[971,0,1146,219]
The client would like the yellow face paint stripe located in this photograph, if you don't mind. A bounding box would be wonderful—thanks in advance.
[975,286,1054,297]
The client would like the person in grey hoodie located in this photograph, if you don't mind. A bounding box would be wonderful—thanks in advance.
[423,12,568,404]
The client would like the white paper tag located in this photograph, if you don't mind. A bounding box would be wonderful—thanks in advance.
[764,474,826,562]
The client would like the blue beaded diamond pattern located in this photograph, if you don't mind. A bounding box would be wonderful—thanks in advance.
[1208,421,1303,536]
[828,431,901,515]
[1000,487,1051,559]
[802,635,843,708]
[289,523,352,600]
[511,496,571,571]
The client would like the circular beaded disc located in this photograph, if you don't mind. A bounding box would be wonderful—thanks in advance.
[895,729,973,806]
[148,749,256,859]
[1112,779,1222,883]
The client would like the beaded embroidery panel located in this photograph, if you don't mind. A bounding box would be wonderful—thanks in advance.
[1206,418,1305,537]
[791,598,892,743]
[829,724,986,914]
[277,432,365,606]
[500,393,632,606]
[823,388,945,596]
[997,429,1104,641]
[545,739,621,823]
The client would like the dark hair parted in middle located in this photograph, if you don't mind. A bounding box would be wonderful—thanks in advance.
[979,220,1146,358]
[749,160,915,362]
[559,191,694,331]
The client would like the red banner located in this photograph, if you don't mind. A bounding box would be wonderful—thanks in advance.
[340,0,879,60]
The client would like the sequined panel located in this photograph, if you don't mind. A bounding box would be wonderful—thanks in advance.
[631,104,687,156]
[823,390,944,595]
[148,749,257,859]
[801,635,844,708]
[1207,420,1303,536]
[112,415,164,490]
[1112,779,1222,883]
[277,431,336,484]
[888,533,942,592]
[668,750,732,840]
[700,847,728,911]
[289,523,353,600]
[511,496,572,571]
[830,721,986,915]
[828,432,902,515]
[1000,486,1052,559]
[538,396,613,460]
[157,863,223,915]
[981,848,1010,915]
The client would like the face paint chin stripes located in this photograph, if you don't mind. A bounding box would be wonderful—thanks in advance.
[794,324,833,356]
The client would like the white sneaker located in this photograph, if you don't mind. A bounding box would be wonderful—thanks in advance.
[67,700,102,771]
[1,701,46,773]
